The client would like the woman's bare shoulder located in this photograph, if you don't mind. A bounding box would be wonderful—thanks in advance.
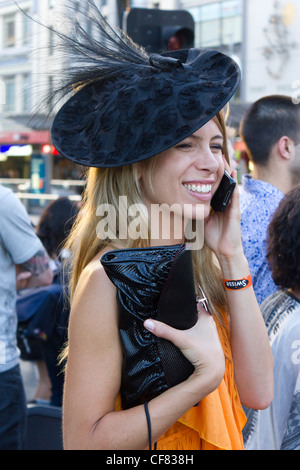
[74,248,115,300]
[69,248,117,333]
[63,248,122,446]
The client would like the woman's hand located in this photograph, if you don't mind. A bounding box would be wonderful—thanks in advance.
[144,302,225,389]
[205,168,243,259]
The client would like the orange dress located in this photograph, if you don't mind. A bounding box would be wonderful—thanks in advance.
[115,312,246,450]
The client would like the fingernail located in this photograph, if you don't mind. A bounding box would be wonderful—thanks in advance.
[144,319,155,331]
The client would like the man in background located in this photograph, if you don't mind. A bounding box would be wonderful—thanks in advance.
[0,183,53,449]
[239,95,300,305]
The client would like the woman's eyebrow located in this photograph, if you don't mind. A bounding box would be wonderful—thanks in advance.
[189,134,224,141]
[211,135,224,141]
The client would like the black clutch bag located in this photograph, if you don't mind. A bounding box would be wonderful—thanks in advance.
[101,243,198,410]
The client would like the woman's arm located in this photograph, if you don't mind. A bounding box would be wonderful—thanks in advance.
[63,258,225,450]
[205,170,274,410]
[217,251,274,409]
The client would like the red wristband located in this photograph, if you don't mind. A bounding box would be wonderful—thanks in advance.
[223,274,252,291]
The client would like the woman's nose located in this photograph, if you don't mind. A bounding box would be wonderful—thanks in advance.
[194,148,220,173]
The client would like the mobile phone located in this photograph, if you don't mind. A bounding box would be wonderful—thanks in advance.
[211,170,236,212]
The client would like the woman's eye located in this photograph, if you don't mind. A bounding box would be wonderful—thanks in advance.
[176,142,193,150]
[211,144,224,153]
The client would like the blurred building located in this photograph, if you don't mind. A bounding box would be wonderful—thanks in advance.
[0,0,66,187]
[0,0,123,187]
[119,0,300,112]
[242,0,299,103]
[160,0,299,104]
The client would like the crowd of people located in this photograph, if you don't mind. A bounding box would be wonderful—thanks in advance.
[238,96,300,450]
[0,1,299,451]
[17,197,78,408]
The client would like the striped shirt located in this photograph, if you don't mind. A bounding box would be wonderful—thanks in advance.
[243,290,300,450]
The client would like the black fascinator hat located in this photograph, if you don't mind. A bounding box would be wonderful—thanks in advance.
[49,1,241,168]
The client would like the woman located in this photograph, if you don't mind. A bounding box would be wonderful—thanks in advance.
[48,2,273,450]
[36,197,79,265]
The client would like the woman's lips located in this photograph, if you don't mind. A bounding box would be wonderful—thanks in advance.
[183,181,216,201]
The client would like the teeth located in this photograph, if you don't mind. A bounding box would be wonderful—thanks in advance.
[184,184,212,194]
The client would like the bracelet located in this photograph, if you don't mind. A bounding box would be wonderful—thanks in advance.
[223,274,252,291]
[144,401,157,450]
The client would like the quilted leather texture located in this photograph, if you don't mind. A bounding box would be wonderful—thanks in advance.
[101,244,198,409]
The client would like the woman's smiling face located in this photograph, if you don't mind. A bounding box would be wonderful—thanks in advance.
[138,118,226,222]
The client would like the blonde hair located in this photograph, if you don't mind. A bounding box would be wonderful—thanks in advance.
[61,110,230,362]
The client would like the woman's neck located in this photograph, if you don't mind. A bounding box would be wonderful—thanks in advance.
[148,233,185,247]
[147,207,186,247]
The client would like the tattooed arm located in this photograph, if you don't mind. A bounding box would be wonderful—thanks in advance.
[16,249,53,289]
